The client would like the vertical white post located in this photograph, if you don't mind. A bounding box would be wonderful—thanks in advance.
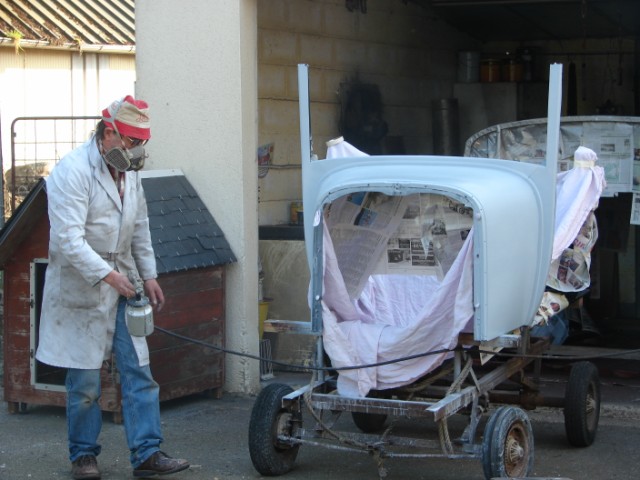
[546,63,563,177]
[298,64,311,166]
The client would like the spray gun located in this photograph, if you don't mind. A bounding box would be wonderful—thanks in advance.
[125,271,154,336]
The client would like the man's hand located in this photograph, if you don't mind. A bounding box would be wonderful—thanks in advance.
[103,270,136,298]
[144,278,165,311]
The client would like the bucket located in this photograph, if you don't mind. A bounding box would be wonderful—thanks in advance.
[457,51,480,83]
[259,300,271,339]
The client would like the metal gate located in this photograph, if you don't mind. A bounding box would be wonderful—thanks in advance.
[3,116,100,221]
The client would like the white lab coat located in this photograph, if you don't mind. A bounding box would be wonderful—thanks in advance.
[35,137,157,369]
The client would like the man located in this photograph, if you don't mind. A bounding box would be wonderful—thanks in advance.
[36,96,189,480]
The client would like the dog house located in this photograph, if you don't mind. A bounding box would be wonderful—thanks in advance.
[0,170,236,421]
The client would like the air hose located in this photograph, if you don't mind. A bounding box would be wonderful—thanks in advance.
[154,325,640,372]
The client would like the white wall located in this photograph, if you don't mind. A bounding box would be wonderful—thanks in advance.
[0,48,135,218]
[0,49,135,160]
[135,0,260,393]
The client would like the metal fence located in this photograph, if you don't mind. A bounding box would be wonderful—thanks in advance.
[3,116,100,221]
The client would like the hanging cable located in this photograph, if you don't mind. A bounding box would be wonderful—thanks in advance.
[154,325,640,372]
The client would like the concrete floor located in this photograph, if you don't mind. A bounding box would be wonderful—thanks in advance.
[1,362,640,480]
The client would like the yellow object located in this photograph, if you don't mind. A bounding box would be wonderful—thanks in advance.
[290,201,303,225]
[259,301,271,339]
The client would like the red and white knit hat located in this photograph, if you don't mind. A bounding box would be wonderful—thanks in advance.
[102,95,151,140]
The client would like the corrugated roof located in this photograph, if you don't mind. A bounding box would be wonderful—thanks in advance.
[0,0,135,47]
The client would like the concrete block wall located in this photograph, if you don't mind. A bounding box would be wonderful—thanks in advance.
[257,0,477,226]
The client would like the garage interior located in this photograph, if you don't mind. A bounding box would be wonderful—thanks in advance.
[259,0,640,374]
[424,0,640,352]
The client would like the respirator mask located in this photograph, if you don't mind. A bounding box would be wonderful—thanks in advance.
[101,98,149,172]
[103,143,147,172]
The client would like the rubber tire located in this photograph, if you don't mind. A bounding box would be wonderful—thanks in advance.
[248,383,300,476]
[564,361,601,447]
[482,406,534,480]
[351,411,388,433]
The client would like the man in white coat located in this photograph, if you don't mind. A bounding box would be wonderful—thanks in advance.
[36,96,189,480]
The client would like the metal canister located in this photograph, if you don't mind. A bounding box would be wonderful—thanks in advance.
[431,98,460,156]
[457,51,480,83]
[126,294,154,336]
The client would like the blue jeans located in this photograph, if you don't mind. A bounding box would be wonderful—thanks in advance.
[66,297,163,467]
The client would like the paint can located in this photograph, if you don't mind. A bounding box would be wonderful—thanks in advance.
[480,59,501,83]
[502,58,523,82]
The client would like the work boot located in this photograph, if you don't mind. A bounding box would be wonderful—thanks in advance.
[71,455,100,480]
[133,451,189,477]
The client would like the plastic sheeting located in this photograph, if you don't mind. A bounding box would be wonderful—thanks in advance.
[321,221,474,398]
[552,146,605,259]
[321,139,473,397]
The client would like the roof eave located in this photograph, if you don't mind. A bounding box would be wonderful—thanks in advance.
[0,37,135,54]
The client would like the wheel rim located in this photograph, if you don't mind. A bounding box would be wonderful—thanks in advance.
[274,411,296,450]
[585,382,598,430]
[504,422,530,476]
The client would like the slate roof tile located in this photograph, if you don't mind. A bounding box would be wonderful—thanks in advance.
[142,175,236,274]
[0,174,235,275]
